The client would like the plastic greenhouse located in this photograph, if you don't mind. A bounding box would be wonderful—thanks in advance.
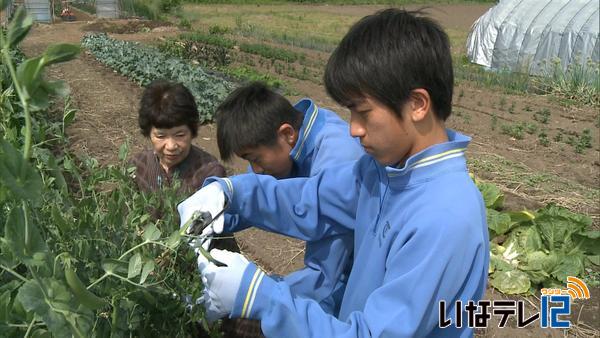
[466,0,599,76]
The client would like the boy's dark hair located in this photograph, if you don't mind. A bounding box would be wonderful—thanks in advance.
[324,8,453,121]
[216,82,303,161]
[138,80,199,137]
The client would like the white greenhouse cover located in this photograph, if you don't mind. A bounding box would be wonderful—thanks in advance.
[466,0,599,76]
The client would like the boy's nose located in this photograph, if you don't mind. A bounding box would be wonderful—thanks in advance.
[350,121,366,138]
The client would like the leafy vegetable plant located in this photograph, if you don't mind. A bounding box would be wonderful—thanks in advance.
[476,179,599,294]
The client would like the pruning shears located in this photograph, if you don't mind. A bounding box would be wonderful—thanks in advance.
[187,201,229,267]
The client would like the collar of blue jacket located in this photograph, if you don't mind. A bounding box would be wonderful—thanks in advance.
[381,129,471,187]
[289,98,323,165]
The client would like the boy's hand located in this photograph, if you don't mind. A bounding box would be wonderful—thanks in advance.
[177,182,225,236]
[197,249,250,322]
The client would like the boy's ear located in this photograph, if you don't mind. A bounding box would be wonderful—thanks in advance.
[277,123,298,147]
[408,89,431,123]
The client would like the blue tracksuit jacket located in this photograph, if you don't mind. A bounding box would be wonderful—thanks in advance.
[208,130,489,337]
[226,98,364,314]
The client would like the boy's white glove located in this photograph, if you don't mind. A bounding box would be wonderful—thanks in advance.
[177,182,226,237]
[197,249,250,322]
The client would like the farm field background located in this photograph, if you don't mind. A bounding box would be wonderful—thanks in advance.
[6,0,599,336]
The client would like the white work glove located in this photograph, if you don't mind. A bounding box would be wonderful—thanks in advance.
[197,249,250,322]
[177,182,226,238]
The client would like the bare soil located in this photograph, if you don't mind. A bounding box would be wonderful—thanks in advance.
[20,4,599,336]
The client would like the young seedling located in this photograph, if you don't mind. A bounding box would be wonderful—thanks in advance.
[575,129,593,154]
[554,132,563,142]
[491,114,498,131]
[533,108,551,124]
[508,102,516,114]
[500,122,525,140]
[538,130,550,147]
[499,96,507,111]
[525,122,538,135]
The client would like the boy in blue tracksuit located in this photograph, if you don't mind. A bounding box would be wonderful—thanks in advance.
[212,82,364,314]
[179,9,489,338]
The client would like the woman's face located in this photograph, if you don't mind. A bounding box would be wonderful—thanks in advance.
[150,125,193,171]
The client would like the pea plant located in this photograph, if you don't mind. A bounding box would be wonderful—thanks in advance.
[0,7,214,337]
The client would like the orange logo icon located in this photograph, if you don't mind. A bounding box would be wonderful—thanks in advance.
[565,276,590,300]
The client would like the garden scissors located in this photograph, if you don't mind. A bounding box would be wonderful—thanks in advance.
[188,201,229,267]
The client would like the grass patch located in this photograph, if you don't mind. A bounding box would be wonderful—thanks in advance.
[239,42,306,63]
[224,65,284,89]
[536,58,600,107]
[456,56,600,107]
[180,31,236,48]
[181,4,352,51]
[121,0,181,20]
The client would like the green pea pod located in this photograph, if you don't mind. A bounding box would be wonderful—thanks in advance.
[65,267,108,310]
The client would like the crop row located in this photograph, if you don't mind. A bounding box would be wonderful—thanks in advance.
[81,33,235,123]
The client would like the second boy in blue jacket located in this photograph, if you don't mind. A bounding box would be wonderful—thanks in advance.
[213,82,364,314]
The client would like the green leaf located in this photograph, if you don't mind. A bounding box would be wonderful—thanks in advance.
[118,143,128,162]
[487,209,513,236]
[127,253,143,279]
[489,252,515,273]
[489,270,531,294]
[572,230,600,255]
[477,181,504,210]
[521,251,559,284]
[63,106,76,127]
[139,259,155,284]
[29,80,70,112]
[142,223,161,241]
[50,205,72,235]
[587,255,600,266]
[16,56,44,98]
[504,226,543,254]
[4,207,48,266]
[46,153,69,195]
[166,229,182,249]
[6,7,33,48]
[550,252,586,283]
[0,0,9,11]
[534,204,591,251]
[46,80,70,97]
[16,279,72,337]
[42,44,80,66]
[101,259,128,275]
[507,210,536,224]
[0,140,43,204]
[0,290,10,323]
